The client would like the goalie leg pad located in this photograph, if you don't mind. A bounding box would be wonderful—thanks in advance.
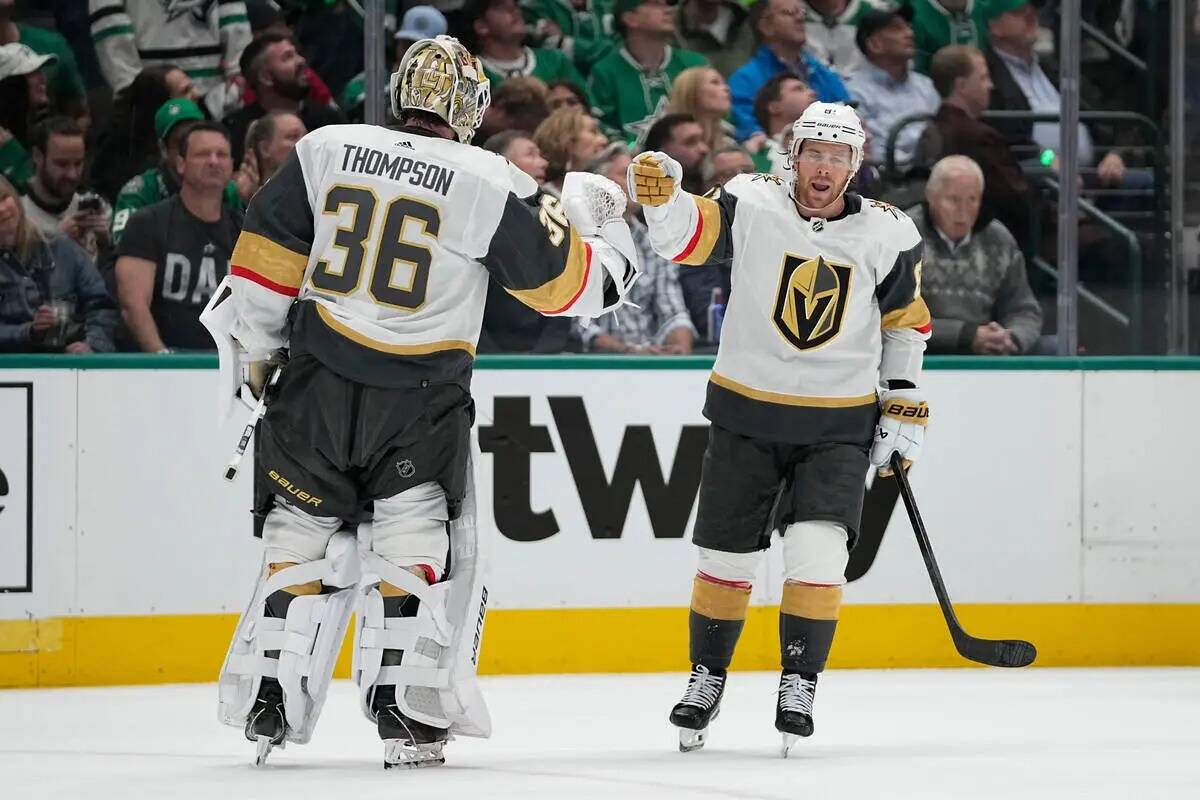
[218,530,360,744]
[355,464,491,739]
[782,520,849,586]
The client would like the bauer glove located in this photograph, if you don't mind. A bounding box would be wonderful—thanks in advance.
[627,151,682,207]
[870,387,929,477]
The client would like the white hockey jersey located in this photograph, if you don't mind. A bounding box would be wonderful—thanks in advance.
[88,0,251,96]
[644,172,930,445]
[227,123,612,389]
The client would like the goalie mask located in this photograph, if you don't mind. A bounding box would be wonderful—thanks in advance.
[390,36,491,144]
[787,102,866,203]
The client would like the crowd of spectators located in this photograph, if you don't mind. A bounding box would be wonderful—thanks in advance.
[0,0,1167,356]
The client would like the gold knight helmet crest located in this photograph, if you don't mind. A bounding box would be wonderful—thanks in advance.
[772,254,853,351]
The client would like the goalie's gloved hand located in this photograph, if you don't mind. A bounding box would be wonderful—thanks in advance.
[627,151,682,207]
[241,348,288,407]
[870,387,929,477]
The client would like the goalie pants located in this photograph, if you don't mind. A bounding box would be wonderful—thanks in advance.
[253,354,473,568]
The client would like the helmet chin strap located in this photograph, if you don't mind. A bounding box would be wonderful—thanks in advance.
[790,173,853,216]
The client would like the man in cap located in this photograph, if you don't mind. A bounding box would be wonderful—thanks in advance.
[340,5,449,120]
[844,6,939,169]
[589,0,709,141]
[111,98,246,245]
[0,0,87,121]
[0,41,55,189]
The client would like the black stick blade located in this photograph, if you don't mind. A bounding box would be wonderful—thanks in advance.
[954,633,1037,668]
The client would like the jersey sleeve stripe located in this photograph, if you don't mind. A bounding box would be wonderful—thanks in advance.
[230,230,307,291]
[315,304,477,357]
[231,265,300,297]
[504,228,591,313]
[673,195,721,266]
[881,296,932,333]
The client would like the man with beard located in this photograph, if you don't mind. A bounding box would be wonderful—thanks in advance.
[20,116,110,261]
[223,33,344,166]
[630,102,930,755]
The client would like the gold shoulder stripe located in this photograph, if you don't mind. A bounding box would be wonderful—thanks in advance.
[710,371,876,408]
[676,194,722,266]
[316,304,477,357]
[230,231,308,289]
[881,296,932,331]
[505,227,589,313]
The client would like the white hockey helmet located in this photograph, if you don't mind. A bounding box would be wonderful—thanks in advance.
[787,101,866,195]
[390,35,491,144]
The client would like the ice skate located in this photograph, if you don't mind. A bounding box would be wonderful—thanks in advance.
[375,685,450,769]
[776,672,817,757]
[670,664,726,752]
[244,677,287,767]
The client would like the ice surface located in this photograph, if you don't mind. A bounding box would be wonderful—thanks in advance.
[2,669,1197,799]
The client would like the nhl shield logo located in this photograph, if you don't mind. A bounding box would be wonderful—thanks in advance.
[772,254,853,351]
[396,459,416,479]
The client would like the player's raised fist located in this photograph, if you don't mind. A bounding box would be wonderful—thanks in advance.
[627,151,682,207]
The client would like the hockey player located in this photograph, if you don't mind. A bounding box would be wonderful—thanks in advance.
[205,35,639,769]
[628,102,930,755]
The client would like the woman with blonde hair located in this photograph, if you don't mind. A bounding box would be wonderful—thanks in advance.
[0,175,116,353]
[532,106,608,194]
[667,66,737,155]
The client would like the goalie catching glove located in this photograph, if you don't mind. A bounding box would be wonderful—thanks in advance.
[627,151,682,207]
[870,388,929,477]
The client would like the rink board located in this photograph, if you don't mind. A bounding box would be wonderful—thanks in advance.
[0,355,1198,687]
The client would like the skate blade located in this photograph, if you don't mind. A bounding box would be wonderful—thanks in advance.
[678,726,708,753]
[253,735,278,767]
[383,739,445,770]
[780,732,799,759]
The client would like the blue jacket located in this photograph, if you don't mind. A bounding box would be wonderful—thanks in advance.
[728,45,852,141]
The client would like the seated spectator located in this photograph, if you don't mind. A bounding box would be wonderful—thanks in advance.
[0,0,88,122]
[476,130,576,354]
[114,122,240,352]
[223,33,345,166]
[582,144,696,353]
[907,0,987,74]
[845,7,939,170]
[0,42,53,190]
[0,175,116,353]
[21,117,110,263]
[909,155,1043,354]
[246,1,336,111]
[800,0,877,77]
[465,0,589,97]
[533,106,609,194]
[523,0,614,75]
[983,0,1129,190]
[676,0,756,78]
[111,98,247,245]
[668,66,735,156]
[546,78,590,113]
[242,110,306,186]
[707,144,754,190]
[728,0,850,143]
[88,0,251,119]
[750,73,815,174]
[92,66,198,201]
[590,0,708,141]
[484,131,549,184]
[643,113,710,195]
[922,45,1034,247]
[477,76,551,141]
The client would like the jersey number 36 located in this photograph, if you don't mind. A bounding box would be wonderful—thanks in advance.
[310,184,441,310]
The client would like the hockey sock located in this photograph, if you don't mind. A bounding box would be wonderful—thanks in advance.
[689,572,752,672]
[779,582,842,673]
[263,561,322,658]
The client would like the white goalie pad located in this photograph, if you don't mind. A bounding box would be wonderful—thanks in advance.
[354,457,491,738]
[199,275,252,422]
[217,530,361,745]
[554,171,641,318]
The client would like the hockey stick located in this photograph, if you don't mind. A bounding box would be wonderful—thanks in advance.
[890,452,1037,668]
[223,367,281,482]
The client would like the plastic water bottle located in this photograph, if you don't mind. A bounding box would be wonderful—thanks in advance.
[707,288,725,345]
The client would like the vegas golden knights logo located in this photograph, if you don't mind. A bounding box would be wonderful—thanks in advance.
[772,254,853,351]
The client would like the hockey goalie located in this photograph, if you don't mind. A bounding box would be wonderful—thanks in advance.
[202,35,639,770]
